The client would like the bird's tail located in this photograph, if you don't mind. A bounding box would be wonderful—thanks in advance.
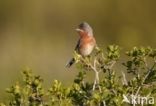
[66,58,75,68]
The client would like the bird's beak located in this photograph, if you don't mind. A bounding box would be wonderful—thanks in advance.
[75,28,83,32]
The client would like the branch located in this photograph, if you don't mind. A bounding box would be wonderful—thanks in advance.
[121,71,128,86]
[135,62,156,96]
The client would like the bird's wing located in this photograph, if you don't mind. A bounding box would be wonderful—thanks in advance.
[74,39,80,51]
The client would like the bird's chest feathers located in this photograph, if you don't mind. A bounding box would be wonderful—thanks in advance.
[79,36,95,56]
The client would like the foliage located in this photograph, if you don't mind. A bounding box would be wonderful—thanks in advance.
[0,45,156,106]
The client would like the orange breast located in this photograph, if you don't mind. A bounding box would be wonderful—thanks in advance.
[78,36,96,56]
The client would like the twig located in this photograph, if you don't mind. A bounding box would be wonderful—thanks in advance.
[135,62,156,96]
[109,61,116,69]
[121,71,128,86]
[81,56,108,105]
[80,57,101,92]
[92,58,101,92]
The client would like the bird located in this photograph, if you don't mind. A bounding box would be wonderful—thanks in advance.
[66,22,96,68]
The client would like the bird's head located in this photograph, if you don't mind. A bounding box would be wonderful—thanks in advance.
[75,22,93,37]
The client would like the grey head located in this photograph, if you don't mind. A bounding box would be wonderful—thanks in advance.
[76,22,93,36]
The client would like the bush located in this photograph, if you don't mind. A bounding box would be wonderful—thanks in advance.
[0,45,156,106]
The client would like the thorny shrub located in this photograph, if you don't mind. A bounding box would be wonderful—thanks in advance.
[0,45,156,106]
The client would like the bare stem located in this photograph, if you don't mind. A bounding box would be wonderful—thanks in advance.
[92,58,101,92]
[121,71,128,86]
[80,57,101,92]
[135,62,156,96]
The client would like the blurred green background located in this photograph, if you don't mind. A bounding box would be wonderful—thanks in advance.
[0,0,156,101]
